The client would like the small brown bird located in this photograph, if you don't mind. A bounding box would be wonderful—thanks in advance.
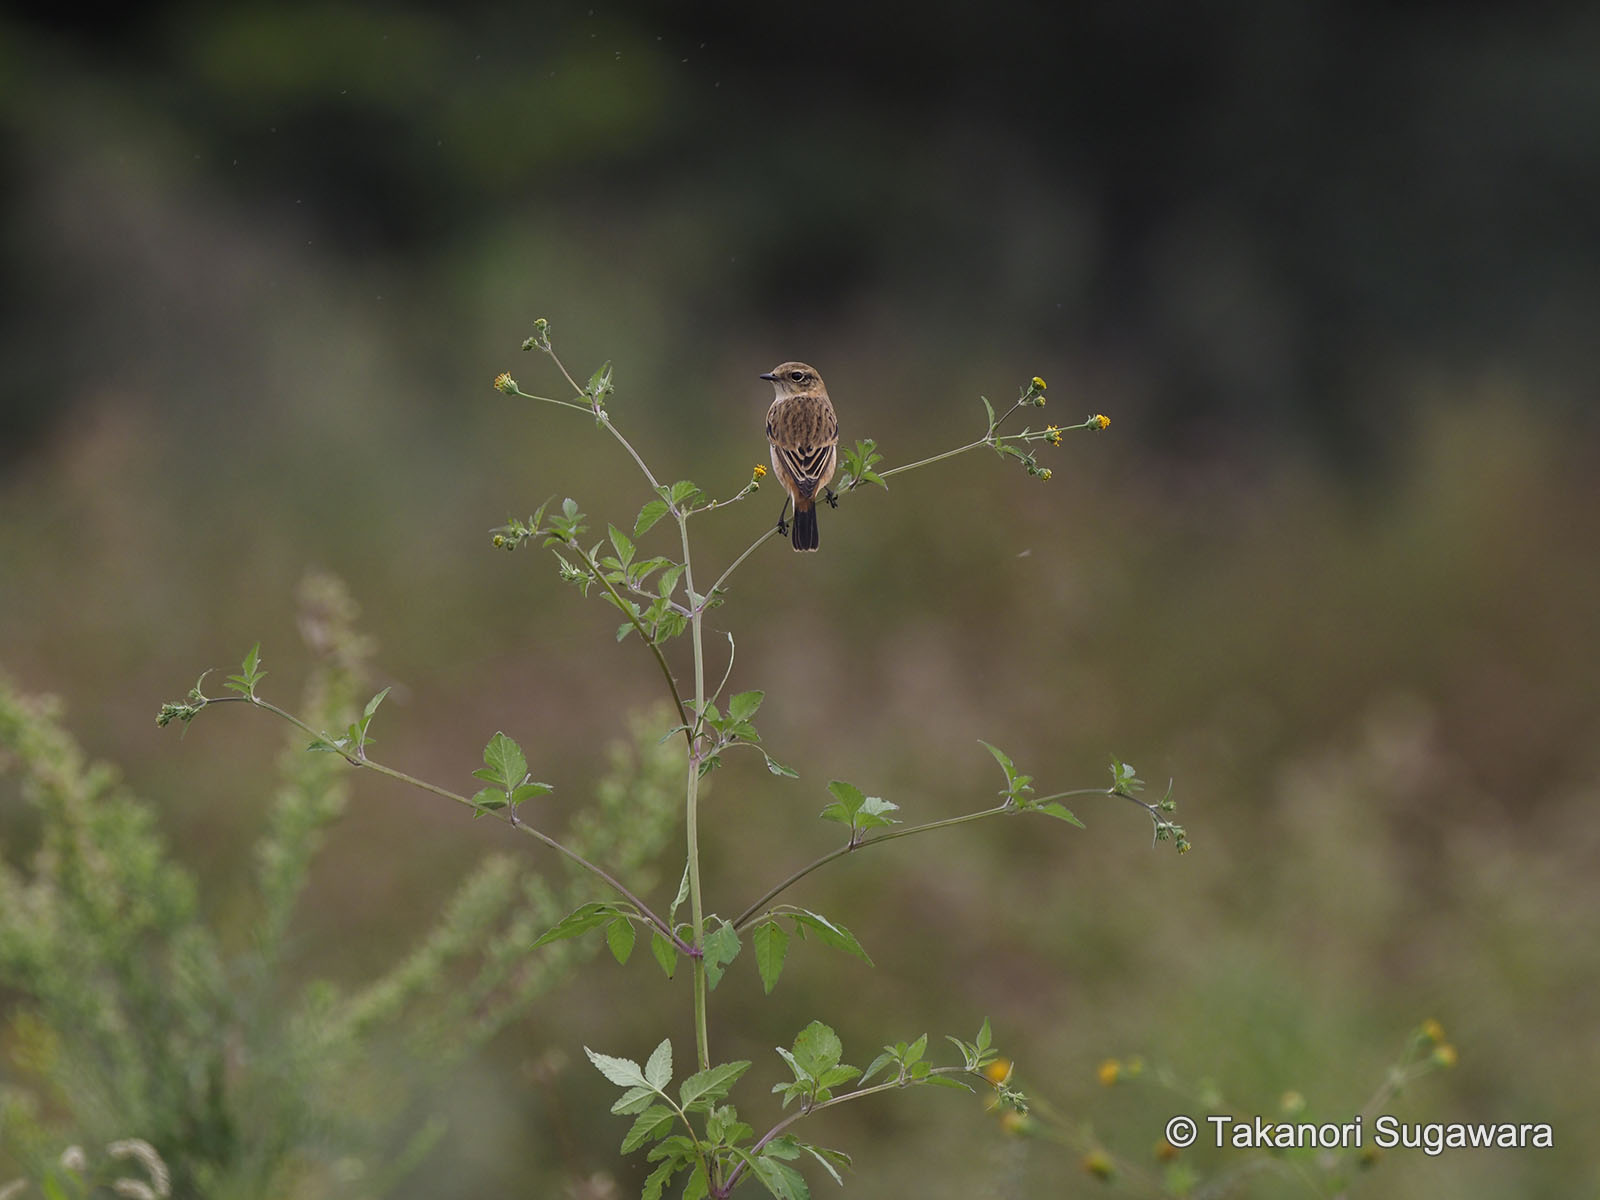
[762,361,839,552]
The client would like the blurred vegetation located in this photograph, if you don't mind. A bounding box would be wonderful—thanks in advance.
[2,3,1598,1197]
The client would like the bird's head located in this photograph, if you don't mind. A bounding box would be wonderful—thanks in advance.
[760,362,825,397]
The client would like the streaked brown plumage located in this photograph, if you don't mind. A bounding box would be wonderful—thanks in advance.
[761,361,839,552]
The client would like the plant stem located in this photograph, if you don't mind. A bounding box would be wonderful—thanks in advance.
[576,546,692,745]
[719,1068,975,1195]
[203,694,690,951]
[678,507,712,1073]
[731,803,1014,931]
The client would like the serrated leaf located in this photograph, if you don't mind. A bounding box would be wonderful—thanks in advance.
[825,780,865,816]
[1038,801,1085,827]
[606,917,637,964]
[753,920,789,994]
[679,1060,752,1109]
[702,920,741,988]
[800,1143,850,1184]
[533,902,617,947]
[644,1037,673,1090]
[650,931,678,978]
[635,499,670,536]
[587,359,614,398]
[641,1159,678,1200]
[682,1163,709,1200]
[470,787,508,813]
[854,795,900,830]
[584,1045,647,1089]
[790,910,873,965]
[621,1104,675,1154]
[480,730,529,793]
[510,781,552,806]
[668,479,702,506]
[791,1021,844,1076]
[607,524,635,566]
[728,690,764,724]
[609,1085,656,1115]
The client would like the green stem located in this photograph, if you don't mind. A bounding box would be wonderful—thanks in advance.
[721,1068,975,1195]
[205,694,690,951]
[731,803,1014,931]
[678,509,712,1073]
[575,545,692,746]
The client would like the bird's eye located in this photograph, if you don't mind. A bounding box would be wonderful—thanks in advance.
[790,370,806,382]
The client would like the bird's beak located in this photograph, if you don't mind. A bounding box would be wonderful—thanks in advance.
[758,372,777,382]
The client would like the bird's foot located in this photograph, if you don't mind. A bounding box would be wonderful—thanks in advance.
[824,488,839,509]
[776,517,789,536]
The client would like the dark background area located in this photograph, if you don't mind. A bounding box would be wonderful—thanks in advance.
[2,3,1597,1196]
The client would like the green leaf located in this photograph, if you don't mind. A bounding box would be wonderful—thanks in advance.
[764,753,799,778]
[635,499,670,536]
[789,910,873,966]
[667,479,703,507]
[533,902,617,947]
[476,730,529,793]
[728,690,765,724]
[799,1142,850,1185]
[854,794,900,831]
[752,1156,811,1200]
[650,931,678,978]
[641,1159,678,1200]
[470,786,508,813]
[621,1105,675,1154]
[610,1085,656,1115]
[824,780,865,817]
[1037,801,1085,827]
[860,1050,896,1086]
[606,917,636,964]
[978,739,1016,784]
[670,864,691,923]
[607,523,635,566]
[753,920,789,994]
[679,1060,753,1110]
[644,1037,673,1090]
[510,781,553,807]
[791,1021,844,1077]
[923,1075,975,1092]
[702,919,741,989]
[362,686,391,720]
[976,1017,992,1054]
[682,1164,710,1200]
[587,359,614,400]
[224,641,266,697]
[981,394,996,428]
[584,1045,648,1089]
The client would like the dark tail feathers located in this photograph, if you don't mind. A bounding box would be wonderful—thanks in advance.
[791,505,819,552]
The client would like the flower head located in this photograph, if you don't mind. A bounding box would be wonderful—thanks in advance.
[984,1057,1013,1086]
[1096,1058,1121,1087]
[1045,425,1062,445]
[1090,413,1110,431]
[752,464,768,480]
[493,372,518,395]
[1038,467,1052,481]
[1419,1018,1446,1045]
[1431,1043,1458,1068]
[1082,1150,1115,1180]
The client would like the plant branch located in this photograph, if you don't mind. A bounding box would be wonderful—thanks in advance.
[732,803,1014,931]
[196,694,690,952]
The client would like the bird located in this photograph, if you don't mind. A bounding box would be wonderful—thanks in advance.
[761,361,839,552]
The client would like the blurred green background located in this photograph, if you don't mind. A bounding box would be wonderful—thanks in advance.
[2,3,1598,1196]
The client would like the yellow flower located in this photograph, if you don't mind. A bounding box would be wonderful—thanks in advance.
[493,372,518,394]
[984,1058,1013,1085]
[1000,1110,1031,1136]
[1419,1018,1446,1045]
[1096,1059,1121,1087]
[752,464,768,480]
[1032,376,1047,391]
[1091,413,1110,431]
[1431,1044,1458,1068]
[1038,467,1052,481]
[1045,425,1062,445]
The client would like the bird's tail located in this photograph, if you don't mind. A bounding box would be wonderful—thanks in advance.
[791,503,819,552]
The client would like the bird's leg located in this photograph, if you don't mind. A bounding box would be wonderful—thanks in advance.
[775,496,792,536]
[823,487,839,509]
